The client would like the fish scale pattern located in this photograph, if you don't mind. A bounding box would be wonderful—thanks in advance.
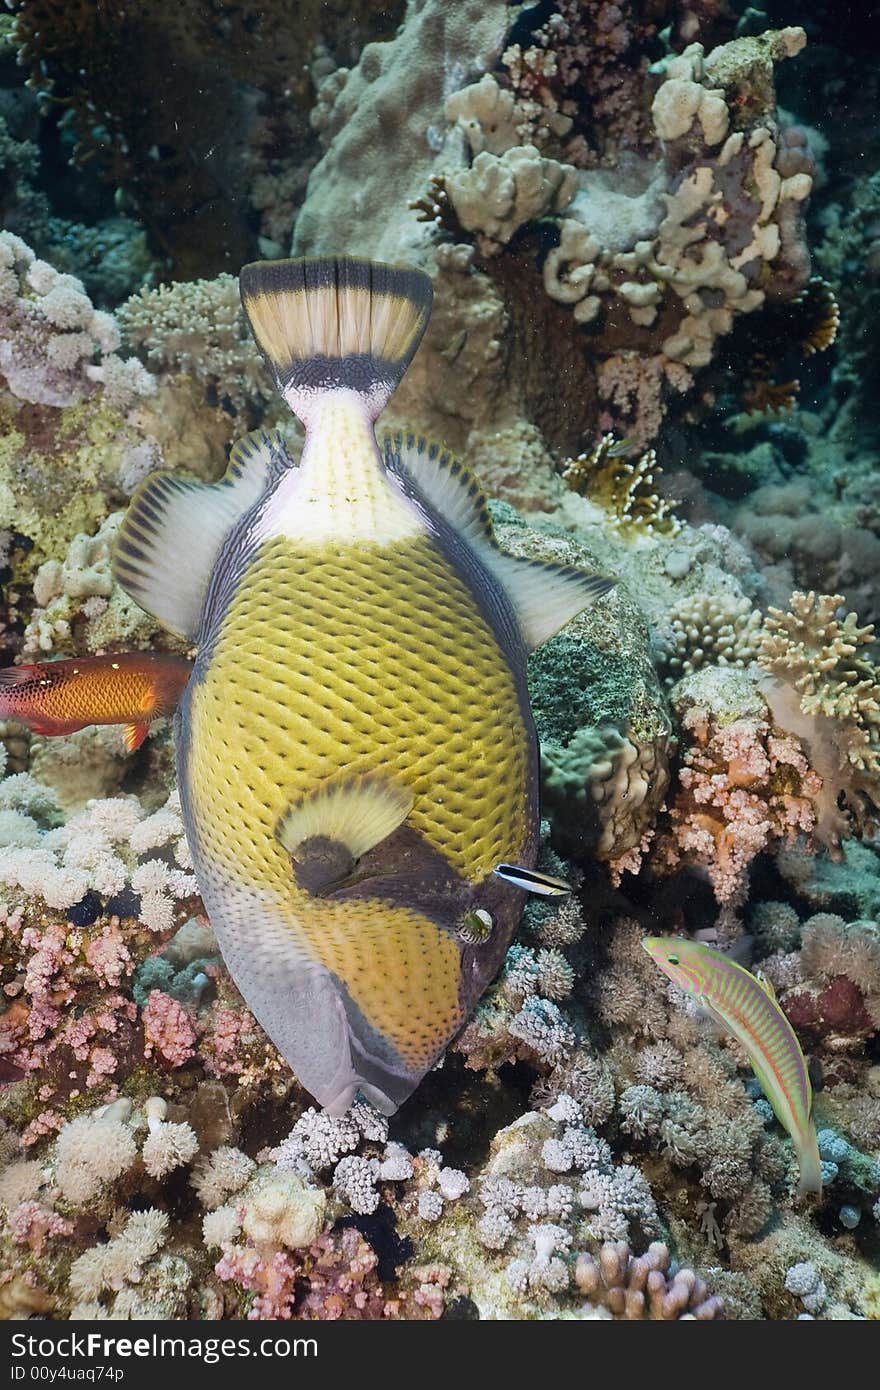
[184,530,533,1068]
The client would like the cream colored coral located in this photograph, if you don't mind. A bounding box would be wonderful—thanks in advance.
[68,1209,168,1300]
[54,1110,138,1206]
[445,145,577,250]
[191,1146,256,1210]
[758,592,880,776]
[660,593,763,684]
[445,73,522,157]
[241,1171,326,1250]
[543,220,601,321]
[652,75,728,147]
[117,274,269,412]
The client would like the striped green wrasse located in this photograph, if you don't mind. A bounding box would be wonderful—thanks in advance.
[642,937,822,1200]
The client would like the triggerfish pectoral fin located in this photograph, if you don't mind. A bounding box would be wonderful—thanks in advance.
[276,772,414,895]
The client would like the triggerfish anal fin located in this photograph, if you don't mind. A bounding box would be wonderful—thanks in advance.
[276,772,415,895]
[239,257,433,421]
[384,433,616,650]
[112,430,290,640]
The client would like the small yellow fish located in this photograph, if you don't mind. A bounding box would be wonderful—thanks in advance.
[642,936,822,1200]
[112,258,613,1114]
[0,652,192,750]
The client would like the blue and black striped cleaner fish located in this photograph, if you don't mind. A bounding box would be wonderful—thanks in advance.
[112,257,615,1114]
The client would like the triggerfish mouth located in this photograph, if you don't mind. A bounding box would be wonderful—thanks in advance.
[111,256,614,1115]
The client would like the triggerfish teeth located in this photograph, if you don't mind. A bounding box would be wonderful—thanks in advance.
[111,255,615,1116]
[0,652,193,751]
[641,936,822,1201]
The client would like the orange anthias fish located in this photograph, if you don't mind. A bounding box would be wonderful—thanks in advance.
[0,652,193,750]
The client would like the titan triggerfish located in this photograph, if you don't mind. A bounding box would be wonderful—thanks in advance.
[112,256,614,1114]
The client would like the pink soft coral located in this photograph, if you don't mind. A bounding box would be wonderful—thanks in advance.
[142,989,197,1067]
[658,711,819,905]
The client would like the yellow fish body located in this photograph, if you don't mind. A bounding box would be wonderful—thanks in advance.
[113,258,612,1113]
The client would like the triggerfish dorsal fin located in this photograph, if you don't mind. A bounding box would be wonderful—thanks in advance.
[385,432,615,651]
[112,431,285,640]
[276,772,414,893]
[384,433,497,548]
[239,257,433,421]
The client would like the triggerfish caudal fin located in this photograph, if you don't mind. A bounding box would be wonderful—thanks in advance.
[239,257,433,421]
[0,652,192,748]
[641,936,822,1201]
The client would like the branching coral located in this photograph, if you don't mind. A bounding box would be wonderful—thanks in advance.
[117,276,272,417]
[656,667,820,904]
[758,592,880,850]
